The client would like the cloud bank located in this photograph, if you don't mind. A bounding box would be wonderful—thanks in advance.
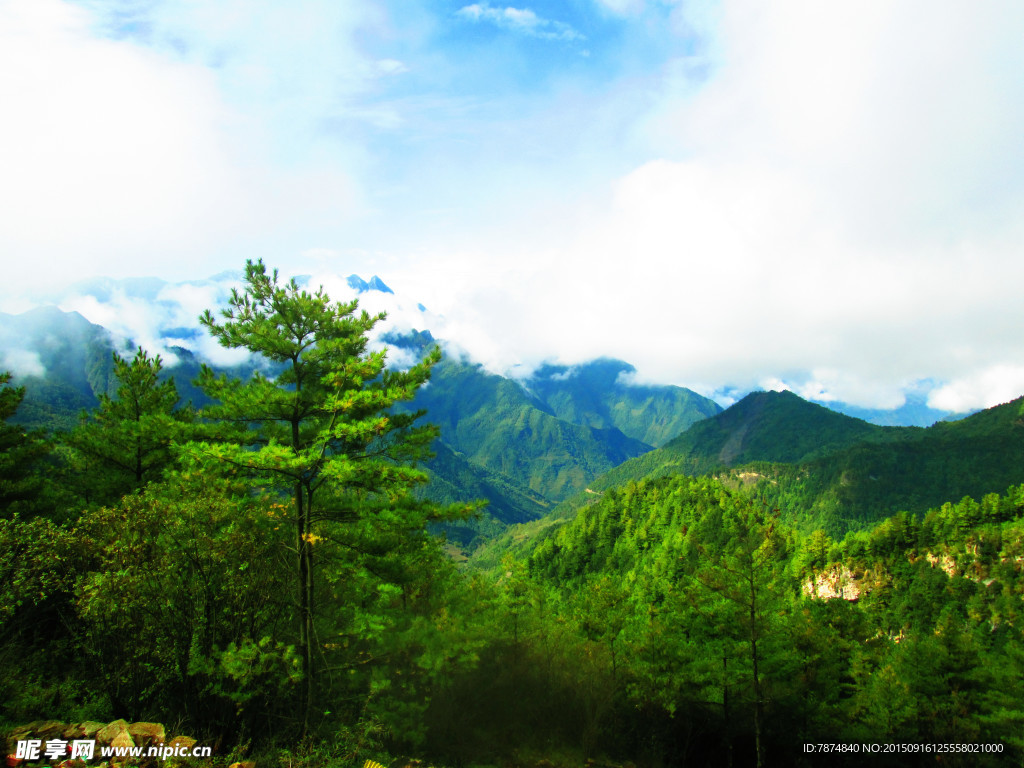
[2,0,1023,414]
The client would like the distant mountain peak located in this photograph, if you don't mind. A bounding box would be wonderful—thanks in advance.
[346,274,369,292]
[367,276,394,294]
[346,274,394,294]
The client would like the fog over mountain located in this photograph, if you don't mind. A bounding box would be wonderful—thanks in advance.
[0,270,967,427]
[3,1,1024,415]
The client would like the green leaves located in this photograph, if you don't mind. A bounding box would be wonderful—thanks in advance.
[63,348,194,505]
[182,259,466,736]
[0,372,53,518]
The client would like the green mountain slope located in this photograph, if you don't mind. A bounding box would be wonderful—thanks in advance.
[525,358,721,446]
[409,356,655,502]
[753,395,1024,535]
[664,389,901,464]
[0,307,119,429]
[0,308,266,431]
[518,473,1024,758]
[592,389,912,490]
[421,440,551,548]
[576,389,1024,538]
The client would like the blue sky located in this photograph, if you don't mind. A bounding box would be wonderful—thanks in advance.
[3,0,1024,413]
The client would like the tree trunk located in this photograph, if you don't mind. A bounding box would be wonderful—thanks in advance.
[749,570,764,768]
[296,481,313,737]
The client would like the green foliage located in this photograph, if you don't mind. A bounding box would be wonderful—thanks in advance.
[71,477,292,731]
[188,637,302,718]
[63,348,194,505]
[0,372,52,517]
[420,440,549,549]
[592,391,1024,540]
[477,475,1024,766]
[183,259,469,736]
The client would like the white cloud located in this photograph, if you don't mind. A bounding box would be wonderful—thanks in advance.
[0,348,46,379]
[928,367,1024,413]
[456,3,584,41]
[59,291,181,365]
[0,0,374,295]
[3,0,1024,416]
[0,0,249,284]
[393,1,1024,411]
[593,0,645,15]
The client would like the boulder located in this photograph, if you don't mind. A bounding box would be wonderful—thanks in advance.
[62,722,106,740]
[82,723,106,739]
[127,724,165,750]
[34,722,67,741]
[166,737,196,752]
[96,721,130,747]
[110,732,134,750]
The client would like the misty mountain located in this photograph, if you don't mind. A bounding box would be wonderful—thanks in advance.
[0,306,723,546]
[407,354,657,502]
[376,335,722,505]
[524,358,721,446]
[0,306,271,430]
[344,274,394,294]
[0,306,119,429]
[813,391,966,427]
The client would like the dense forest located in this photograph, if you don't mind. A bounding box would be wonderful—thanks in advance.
[3,262,1024,767]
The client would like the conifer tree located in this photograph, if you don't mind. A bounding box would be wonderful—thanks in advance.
[0,372,50,517]
[185,259,452,735]
[686,510,791,768]
[65,347,191,504]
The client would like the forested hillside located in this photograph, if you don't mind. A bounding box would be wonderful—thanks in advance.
[583,390,1024,538]
[2,264,1022,767]
[522,475,1024,766]
[594,390,917,488]
[524,357,722,446]
[2,311,721,546]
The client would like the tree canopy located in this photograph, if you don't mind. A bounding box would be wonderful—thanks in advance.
[183,259,463,734]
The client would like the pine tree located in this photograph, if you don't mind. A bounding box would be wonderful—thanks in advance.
[65,347,191,504]
[184,259,455,735]
[685,508,792,768]
[0,372,51,517]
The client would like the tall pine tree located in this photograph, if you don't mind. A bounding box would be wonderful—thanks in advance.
[185,259,457,735]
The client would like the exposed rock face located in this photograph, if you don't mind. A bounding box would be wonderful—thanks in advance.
[109,732,134,750]
[34,724,66,742]
[926,552,957,577]
[803,564,862,601]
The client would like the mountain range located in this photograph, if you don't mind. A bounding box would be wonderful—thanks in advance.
[0,298,720,543]
[573,388,1024,536]
[3,270,1015,552]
